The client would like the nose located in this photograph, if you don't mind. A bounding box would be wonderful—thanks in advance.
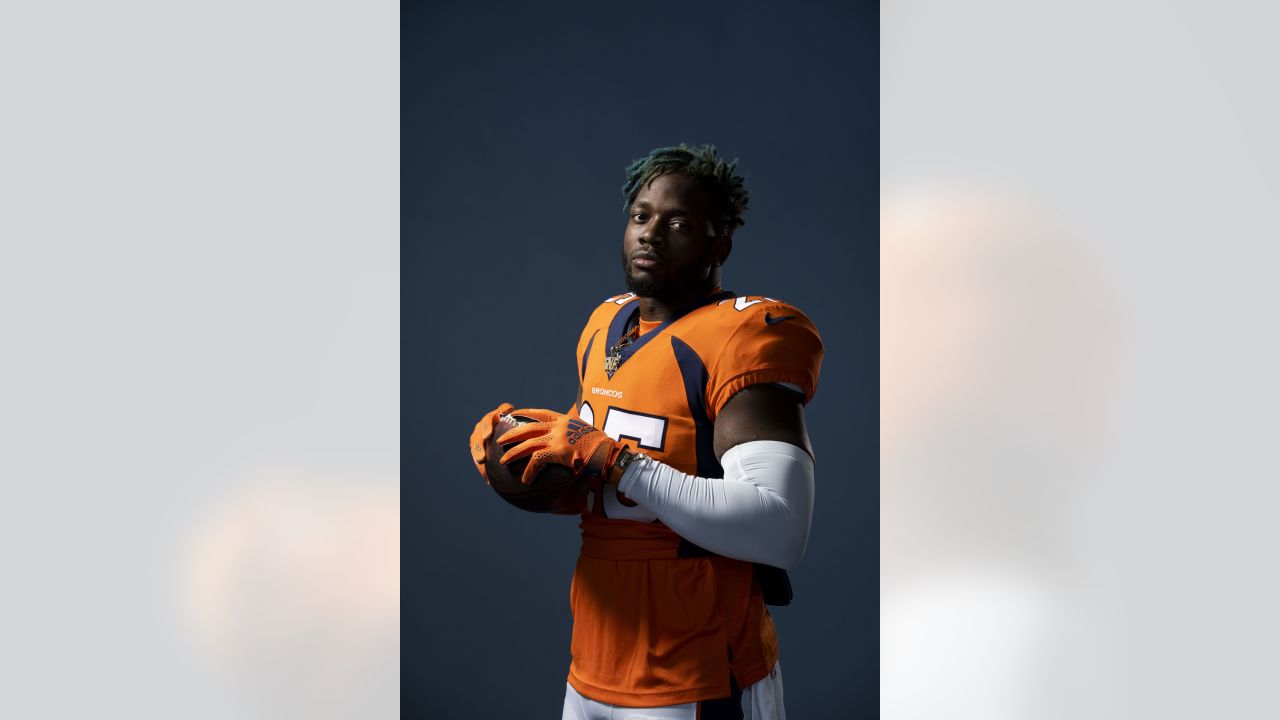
[639,220,665,247]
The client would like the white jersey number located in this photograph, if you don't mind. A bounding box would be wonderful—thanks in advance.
[580,402,668,522]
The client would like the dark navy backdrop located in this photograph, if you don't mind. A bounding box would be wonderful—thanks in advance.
[404,1,877,716]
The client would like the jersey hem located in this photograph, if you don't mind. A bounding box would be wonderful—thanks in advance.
[564,653,776,708]
[566,673,729,708]
[731,662,773,697]
[709,368,816,419]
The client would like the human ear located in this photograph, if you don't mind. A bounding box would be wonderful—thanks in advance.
[713,235,732,267]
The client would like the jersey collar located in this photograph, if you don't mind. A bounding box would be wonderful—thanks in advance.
[604,289,735,377]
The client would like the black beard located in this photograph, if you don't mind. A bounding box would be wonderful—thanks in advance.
[620,248,712,298]
[622,260,662,296]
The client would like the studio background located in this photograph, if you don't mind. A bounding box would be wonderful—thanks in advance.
[403,1,878,716]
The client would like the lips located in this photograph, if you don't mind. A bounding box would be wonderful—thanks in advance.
[631,251,661,269]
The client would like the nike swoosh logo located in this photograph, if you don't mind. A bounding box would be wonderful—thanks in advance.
[765,312,796,326]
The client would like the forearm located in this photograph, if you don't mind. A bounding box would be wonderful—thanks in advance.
[616,440,815,569]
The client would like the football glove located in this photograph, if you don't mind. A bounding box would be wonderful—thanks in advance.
[497,408,627,486]
[468,402,514,484]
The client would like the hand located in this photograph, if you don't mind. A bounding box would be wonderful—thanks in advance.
[497,408,626,486]
[468,402,514,483]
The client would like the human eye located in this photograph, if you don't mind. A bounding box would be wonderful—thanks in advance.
[669,218,688,231]
[631,211,649,223]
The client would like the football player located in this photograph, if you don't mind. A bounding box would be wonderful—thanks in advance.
[469,145,823,720]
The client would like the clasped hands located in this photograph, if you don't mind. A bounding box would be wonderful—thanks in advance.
[469,404,625,486]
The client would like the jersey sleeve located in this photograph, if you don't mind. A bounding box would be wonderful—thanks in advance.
[706,300,824,418]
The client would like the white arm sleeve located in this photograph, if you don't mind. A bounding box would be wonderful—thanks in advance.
[615,440,815,569]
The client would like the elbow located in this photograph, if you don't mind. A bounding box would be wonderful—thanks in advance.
[767,494,812,569]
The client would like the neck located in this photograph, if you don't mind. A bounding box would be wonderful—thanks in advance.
[637,285,718,321]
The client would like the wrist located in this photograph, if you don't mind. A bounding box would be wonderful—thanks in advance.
[606,447,638,486]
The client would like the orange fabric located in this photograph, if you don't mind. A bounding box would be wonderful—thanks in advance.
[637,318,661,336]
[564,290,822,707]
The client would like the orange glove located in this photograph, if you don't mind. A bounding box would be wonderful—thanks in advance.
[497,408,626,485]
[468,402,514,483]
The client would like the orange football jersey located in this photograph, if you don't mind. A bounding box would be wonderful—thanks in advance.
[565,289,823,707]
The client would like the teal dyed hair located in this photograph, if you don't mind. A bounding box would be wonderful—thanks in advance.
[622,144,749,237]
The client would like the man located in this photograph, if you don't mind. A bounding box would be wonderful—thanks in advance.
[469,145,823,720]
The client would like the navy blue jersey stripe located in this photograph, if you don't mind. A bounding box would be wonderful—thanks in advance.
[605,303,637,361]
[670,335,722,479]
[580,330,597,380]
[607,289,737,377]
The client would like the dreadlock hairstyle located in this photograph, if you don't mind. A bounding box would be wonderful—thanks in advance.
[621,144,750,237]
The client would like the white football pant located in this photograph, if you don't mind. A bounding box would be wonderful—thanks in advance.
[561,660,785,720]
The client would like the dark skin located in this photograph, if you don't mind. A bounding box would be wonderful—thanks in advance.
[592,171,814,466]
[623,172,732,322]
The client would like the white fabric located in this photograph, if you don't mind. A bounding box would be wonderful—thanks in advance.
[560,661,786,720]
[561,686,697,720]
[743,659,787,720]
[616,440,815,569]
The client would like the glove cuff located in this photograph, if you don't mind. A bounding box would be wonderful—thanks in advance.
[606,447,639,486]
